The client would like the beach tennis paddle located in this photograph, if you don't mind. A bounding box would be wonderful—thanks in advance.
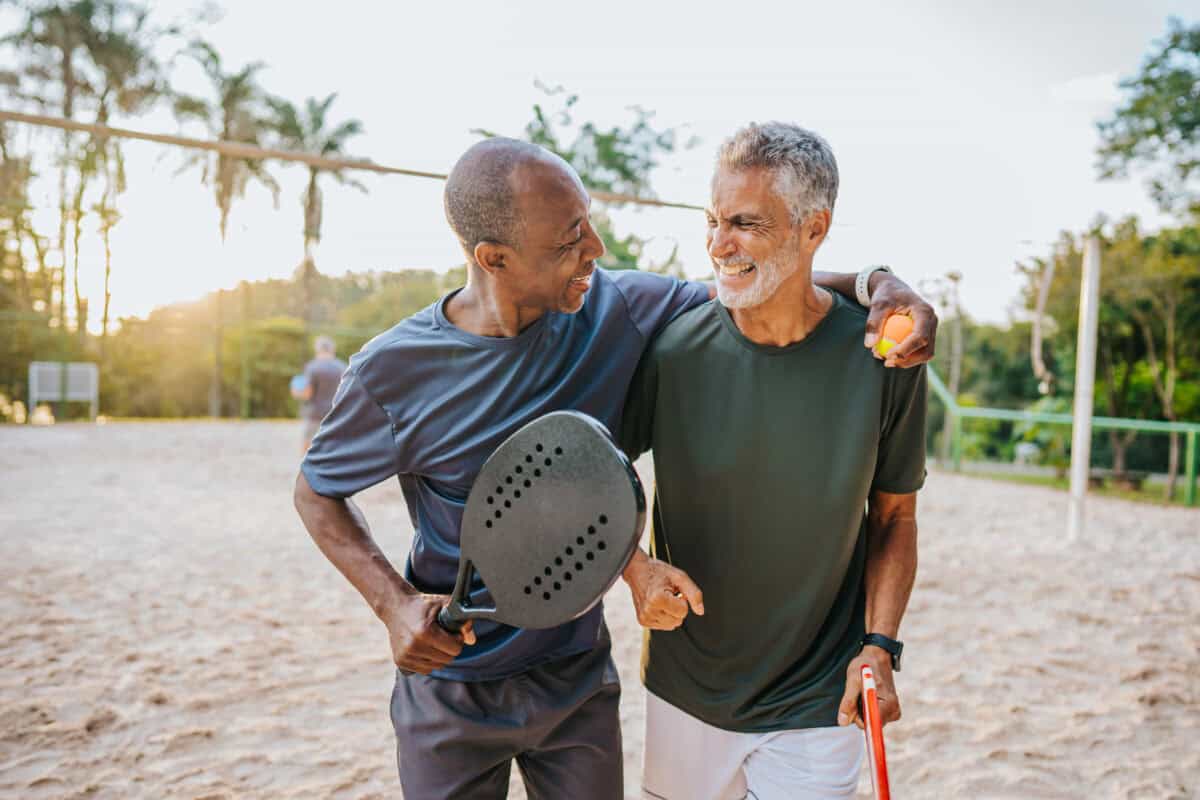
[436,410,646,633]
[861,664,892,799]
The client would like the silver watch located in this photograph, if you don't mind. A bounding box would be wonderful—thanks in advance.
[855,265,892,307]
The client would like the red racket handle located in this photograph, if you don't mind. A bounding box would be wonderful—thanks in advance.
[861,664,891,800]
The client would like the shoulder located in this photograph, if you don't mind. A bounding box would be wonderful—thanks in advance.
[345,301,441,393]
[604,267,680,295]
[604,268,707,310]
[650,300,722,357]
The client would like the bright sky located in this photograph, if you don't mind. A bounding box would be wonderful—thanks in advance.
[6,0,1199,325]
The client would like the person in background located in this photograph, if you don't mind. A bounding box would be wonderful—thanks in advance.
[292,335,347,453]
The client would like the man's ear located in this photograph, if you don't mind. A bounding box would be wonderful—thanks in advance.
[802,209,831,253]
[474,241,511,275]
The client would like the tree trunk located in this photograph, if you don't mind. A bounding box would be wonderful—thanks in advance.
[1132,302,1180,502]
[100,217,112,359]
[71,174,87,345]
[57,45,76,328]
[209,289,223,417]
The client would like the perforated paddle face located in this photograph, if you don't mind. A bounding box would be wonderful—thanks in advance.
[447,411,645,630]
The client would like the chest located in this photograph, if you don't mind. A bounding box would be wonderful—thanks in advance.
[397,314,647,494]
[653,342,886,507]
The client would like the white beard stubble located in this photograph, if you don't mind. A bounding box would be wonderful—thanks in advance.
[714,236,802,309]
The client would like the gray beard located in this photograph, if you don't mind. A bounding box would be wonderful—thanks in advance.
[715,242,801,309]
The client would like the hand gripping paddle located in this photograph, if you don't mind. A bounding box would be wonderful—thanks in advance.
[861,664,892,799]
[437,410,646,633]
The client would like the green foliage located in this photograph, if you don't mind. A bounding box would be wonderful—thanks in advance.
[1013,396,1073,474]
[477,83,694,274]
[1097,18,1200,216]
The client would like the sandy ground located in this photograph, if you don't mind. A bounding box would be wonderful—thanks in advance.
[1,420,1197,800]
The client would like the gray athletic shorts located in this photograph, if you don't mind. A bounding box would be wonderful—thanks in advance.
[390,633,623,799]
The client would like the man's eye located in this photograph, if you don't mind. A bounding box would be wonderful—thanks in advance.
[705,217,717,227]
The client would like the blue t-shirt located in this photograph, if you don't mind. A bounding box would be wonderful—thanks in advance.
[301,268,709,680]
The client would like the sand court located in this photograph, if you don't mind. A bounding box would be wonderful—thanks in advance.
[1,421,1197,799]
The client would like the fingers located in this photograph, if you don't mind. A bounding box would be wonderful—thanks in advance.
[389,595,470,674]
[670,568,705,616]
[863,303,889,352]
[886,305,936,367]
[640,589,689,630]
[837,667,862,728]
[878,691,902,726]
[423,613,468,658]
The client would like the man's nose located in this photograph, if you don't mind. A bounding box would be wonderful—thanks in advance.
[708,225,736,260]
[582,224,605,261]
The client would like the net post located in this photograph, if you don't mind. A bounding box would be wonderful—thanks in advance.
[1067,237,1101,543]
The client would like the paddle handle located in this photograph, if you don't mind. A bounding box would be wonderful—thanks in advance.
[437,604,466,633]
[861,664,891,800]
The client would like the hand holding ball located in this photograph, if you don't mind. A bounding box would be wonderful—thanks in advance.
[875,314,914,358]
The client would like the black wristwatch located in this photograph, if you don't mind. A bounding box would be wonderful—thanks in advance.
[861,633,903,672]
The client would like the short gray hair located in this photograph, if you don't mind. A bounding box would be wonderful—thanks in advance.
[715,122,839,224]
[314,335,335,356]
[444,138,546,259]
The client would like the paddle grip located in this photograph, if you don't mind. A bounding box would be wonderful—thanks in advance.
[437,604,466,633]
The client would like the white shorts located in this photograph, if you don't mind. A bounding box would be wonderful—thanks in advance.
[642,692,864,800]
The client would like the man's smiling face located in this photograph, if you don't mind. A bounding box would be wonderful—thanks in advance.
[507,159,606,314]
[705,166,804,309]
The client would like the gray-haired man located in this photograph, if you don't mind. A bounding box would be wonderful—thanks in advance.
[622,123,926,799]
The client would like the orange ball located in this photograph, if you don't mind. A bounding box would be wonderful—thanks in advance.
[876,314,914,357]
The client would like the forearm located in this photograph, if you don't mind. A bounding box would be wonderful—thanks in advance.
[863,506,918,638]
[293,473,415,621]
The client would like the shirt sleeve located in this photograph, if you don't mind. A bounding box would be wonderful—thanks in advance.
[871,365,928,494]
[300,368,400,498]
[609,270,710,341]
[618,346,658,461]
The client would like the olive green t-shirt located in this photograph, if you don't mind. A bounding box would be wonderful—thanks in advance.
[619,292,927,733]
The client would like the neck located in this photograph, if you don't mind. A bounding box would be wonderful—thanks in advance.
[444,266,546,337]
[728,261,833,347]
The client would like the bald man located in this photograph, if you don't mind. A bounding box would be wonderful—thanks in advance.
[293,138,936,798]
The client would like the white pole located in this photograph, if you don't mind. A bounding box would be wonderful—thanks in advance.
[1067,236,1101,542]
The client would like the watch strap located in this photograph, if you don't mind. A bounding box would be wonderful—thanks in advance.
[854,265,892,307]
[861,632,903,672]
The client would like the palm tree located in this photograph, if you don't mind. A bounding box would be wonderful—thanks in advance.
[2,0,101,326]
[268,93,366,262]
[84,1,163,351]
[173,40,278,241]
[267,93,365,328]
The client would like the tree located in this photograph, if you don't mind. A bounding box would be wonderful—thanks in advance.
[1111,223,1200,498]
[1018,223,1156,477]
[1020,219,1200,494]
[2,0,101,326]
[1097,18,1200,216]
[267,92,366,262]
[173,40,279,417]
[84,1,164,350]
[477,83,694,274]
[173,40,279,241]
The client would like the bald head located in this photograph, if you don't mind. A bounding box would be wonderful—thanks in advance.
[444,138,567,262]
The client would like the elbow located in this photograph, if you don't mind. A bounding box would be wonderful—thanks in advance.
[294,471,316,517]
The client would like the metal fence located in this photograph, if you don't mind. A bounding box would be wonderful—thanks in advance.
[927,367,1199,507]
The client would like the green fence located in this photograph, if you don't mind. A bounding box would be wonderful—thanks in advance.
[927,368,1199,507]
